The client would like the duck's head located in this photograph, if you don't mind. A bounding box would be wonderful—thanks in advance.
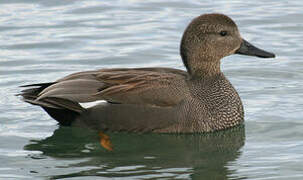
[180,13,275,76]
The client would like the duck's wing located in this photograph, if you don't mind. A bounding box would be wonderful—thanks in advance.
[22,67,189,112]
[92,68,189,106]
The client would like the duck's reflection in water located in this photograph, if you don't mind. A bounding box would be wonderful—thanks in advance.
[25,125,245,179]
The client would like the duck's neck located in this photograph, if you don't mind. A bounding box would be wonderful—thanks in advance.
[186,58,222,78]
[180,43,222,78]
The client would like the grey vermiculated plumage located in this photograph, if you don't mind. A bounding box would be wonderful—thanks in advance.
[20,13,275,133]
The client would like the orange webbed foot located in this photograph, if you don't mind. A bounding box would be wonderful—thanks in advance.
[99,132,113,151]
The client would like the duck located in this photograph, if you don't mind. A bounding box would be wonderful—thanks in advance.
[20,13,275,150]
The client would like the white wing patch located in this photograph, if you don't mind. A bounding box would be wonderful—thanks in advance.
[79,100,107,109]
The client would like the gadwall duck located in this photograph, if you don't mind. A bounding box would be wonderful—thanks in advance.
[20,13,275,149]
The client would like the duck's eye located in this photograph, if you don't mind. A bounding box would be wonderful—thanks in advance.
[220,31,228,36]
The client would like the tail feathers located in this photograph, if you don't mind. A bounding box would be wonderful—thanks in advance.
[20,82,55,88]
[19,82,82,126]
[18,82,55,100]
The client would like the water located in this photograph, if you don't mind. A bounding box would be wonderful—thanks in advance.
[1,0,303,179]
